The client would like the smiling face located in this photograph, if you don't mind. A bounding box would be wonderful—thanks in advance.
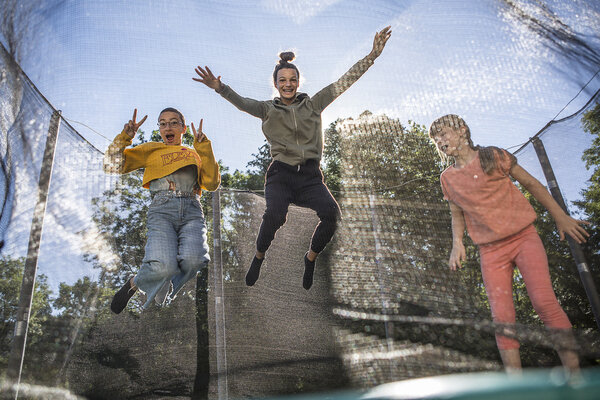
[275,68,299,105]
[158,111,185,145]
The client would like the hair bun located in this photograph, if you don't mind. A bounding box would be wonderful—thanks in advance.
[279,51,295,63]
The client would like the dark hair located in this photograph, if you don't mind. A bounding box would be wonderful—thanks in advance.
[273,51,300,83]
[159,107,185,127]
[429,114,515,175]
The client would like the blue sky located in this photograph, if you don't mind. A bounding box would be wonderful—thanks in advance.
[2,0,600,290]
[17,0,597,173]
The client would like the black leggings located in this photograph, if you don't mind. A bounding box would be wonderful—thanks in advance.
[256,160,340,254]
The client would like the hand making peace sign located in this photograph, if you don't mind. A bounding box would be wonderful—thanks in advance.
[191,119,206,142]
[123,108,148,138]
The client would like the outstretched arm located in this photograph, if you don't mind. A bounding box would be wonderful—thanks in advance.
[193,65,267,119]
[367,25,392,62]
[193,65,224,92]
[448,201,467,271]
[312,26,392,111]
[511,163,589,243]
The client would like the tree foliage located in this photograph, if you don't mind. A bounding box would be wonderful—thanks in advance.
[577,101,600,264]
[572,101,600,338]
[0,256,53,380]
[322,120,343,197]
[220,140,271,191]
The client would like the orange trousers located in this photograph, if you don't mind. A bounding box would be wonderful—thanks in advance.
[479,224,572,350]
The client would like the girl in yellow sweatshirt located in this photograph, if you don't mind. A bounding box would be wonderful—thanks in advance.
[104,108,220,313]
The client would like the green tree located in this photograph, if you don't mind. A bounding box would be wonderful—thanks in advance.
[572,101,600,355]
[577,101,600,267]
[246,141,271,176]
[220,140,271,191]
[53,277,112,321]
[0,256,53,380]
[322,119,343,197]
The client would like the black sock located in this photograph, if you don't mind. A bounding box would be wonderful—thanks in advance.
[246,256,264,286]
[303,253,315,290]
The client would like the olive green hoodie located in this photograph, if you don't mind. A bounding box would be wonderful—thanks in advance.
[218,55,375,166]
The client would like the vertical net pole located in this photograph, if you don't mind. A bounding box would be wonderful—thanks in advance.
[7,110,61,392]
[211,188,228,399]
[532,137,600,330]
[369,193,396,379]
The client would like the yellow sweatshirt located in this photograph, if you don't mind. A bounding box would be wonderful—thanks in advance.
[103,130,220,193]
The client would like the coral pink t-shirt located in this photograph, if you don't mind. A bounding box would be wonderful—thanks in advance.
[440,149,536,245]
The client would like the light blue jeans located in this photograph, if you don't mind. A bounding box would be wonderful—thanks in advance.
[134,193,210,309]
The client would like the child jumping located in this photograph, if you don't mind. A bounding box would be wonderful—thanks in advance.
[104,108,220,313]
[429,114,588,371]
[193,27,391,289]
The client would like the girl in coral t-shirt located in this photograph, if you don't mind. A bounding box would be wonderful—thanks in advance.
[429,114,589,372]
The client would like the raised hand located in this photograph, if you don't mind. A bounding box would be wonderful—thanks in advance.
[123,108,147,138]
[191,119,206,142]
[193,66,223,92]
[369,26,392,60]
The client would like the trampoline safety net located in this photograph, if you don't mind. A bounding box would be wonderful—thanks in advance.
[1,0,600,399]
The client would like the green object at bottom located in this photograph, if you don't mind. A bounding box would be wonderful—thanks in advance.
[273,368,600,400]
[362,368,600,400]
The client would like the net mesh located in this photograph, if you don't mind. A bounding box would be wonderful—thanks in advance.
[1,0,600,399]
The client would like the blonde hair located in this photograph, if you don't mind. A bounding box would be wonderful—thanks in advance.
[428,114,514,175]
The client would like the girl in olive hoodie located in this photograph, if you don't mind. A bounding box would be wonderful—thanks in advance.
[193,26,391,290]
